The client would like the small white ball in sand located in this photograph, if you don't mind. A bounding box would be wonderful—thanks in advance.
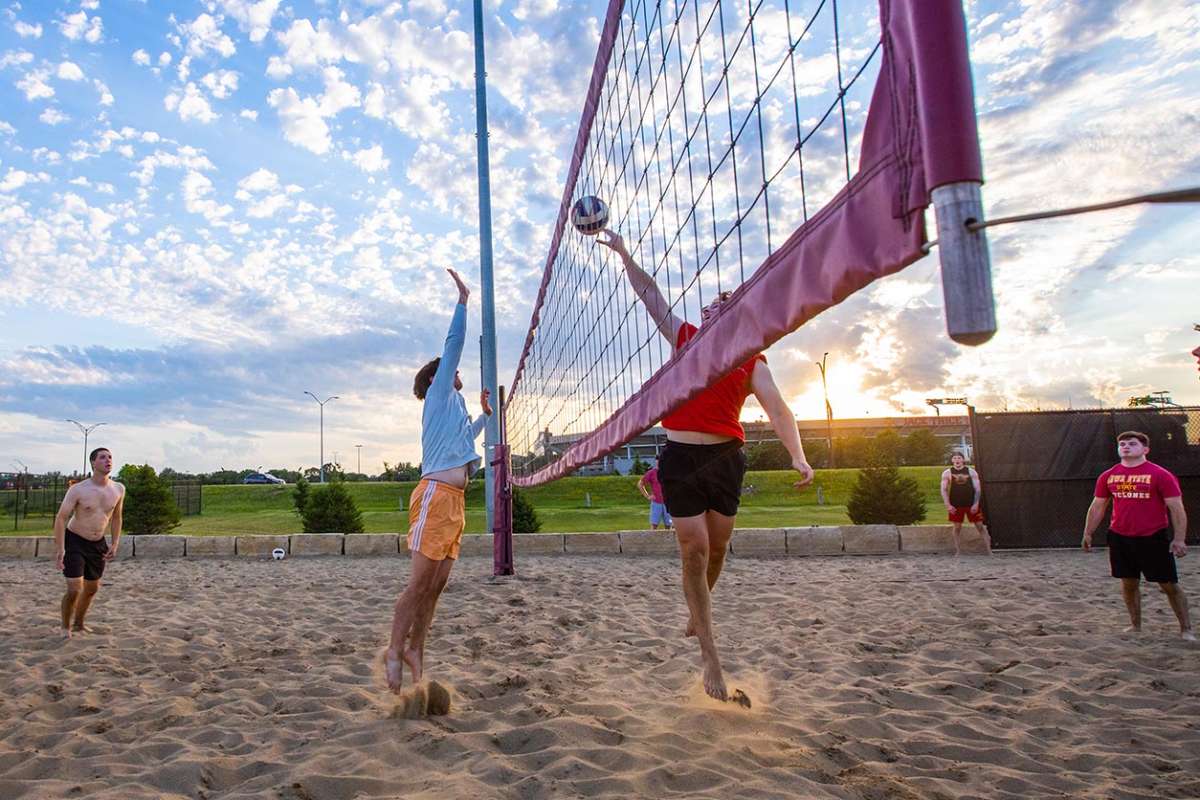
[271,548,286,560]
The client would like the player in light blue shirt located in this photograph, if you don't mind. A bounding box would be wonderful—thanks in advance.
[384,269,492,692]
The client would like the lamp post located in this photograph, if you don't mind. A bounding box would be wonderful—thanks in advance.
[303,392,339,483]
[815,353,834,468]
[355,444,363,475]
[65,420,106,478]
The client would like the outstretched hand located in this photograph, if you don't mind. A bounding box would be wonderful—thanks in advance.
[480,388,493,416]
[447,269,470,304]
[792,460,814,488]
[596,229,627,257]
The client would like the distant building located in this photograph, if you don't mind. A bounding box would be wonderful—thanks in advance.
[534,415,972,476]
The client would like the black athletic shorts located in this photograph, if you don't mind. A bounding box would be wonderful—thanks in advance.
[1108,528,1178,584]
[62,529,109,581]
[658,439,747,518]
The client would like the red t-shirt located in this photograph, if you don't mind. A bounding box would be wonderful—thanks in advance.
[661,323,764,441]
[1094,461,1182,537]
[641,468,665,503]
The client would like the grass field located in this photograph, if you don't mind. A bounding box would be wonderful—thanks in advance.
[0,467,946,535]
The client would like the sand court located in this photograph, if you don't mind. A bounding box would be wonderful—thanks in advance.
[1,550,1198,799]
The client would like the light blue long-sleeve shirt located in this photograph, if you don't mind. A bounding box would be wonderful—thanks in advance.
[421,302,488,477]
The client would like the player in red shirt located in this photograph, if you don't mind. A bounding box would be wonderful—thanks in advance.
[600,231,814,701]
[1082,431,1193,641]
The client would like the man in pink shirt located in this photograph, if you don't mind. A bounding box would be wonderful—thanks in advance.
[1082,430,1193,641]
[637,466,671,530]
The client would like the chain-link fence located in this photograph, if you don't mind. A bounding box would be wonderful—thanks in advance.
[971,407,1200,548]
[2,476,202,530]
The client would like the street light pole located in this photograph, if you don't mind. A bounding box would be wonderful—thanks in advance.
[815,354,834,468]
[303,392,339,483]
[355,444,363,476]
[65,419,107,478]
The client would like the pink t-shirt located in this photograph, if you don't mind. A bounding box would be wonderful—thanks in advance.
[1094,461,1182,537]
[641,468,665,503]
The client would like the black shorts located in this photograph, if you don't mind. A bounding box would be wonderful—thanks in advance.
[1108,529,1178,584]
[63,529,109,581]
[658,440,747,518]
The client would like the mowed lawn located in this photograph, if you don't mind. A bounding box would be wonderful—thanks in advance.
[1,468,947,535]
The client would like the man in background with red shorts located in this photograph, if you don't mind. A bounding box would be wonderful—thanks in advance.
[940,451,991,555]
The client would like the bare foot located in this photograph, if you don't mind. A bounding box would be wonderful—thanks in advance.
[383,648,404,693]
[1123,625,1142,634]
[701,655,727,702]
[61,627,72,640]
[1182,630,1197,642]
[72,624,95,634]
[402,647,423,684]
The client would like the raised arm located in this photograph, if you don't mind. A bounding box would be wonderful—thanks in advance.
[597,230,683,345]
[430,270,470,395]
[749,361,813,487]
[53,485,79,571]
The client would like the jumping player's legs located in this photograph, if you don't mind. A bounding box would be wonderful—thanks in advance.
[386,552,444,692]
[404,556,455,682]
[675,513,726,701]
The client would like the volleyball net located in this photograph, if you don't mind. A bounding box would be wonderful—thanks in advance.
[505,0,991,486]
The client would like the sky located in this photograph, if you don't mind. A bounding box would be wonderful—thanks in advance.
[0,0,1197,476]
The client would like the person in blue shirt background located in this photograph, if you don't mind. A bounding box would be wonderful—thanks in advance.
[384,268,491,692]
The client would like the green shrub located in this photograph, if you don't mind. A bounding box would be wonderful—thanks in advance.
[512,487,541,533]
[846,452,926,525]
[298,479,365,533]
[117,464,181,535]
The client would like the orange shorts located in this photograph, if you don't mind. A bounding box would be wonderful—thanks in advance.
[408,479,465,561]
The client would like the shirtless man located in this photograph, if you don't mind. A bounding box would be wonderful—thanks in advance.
[54,447,125,637]
[384,268,492,692]
[599,230,813,701]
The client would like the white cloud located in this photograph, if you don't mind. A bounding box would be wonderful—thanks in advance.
[57,61,85,81]
[0,121,15,136]
[0,51,35,68]
[158,51,172,67]
[16,68,54,100]
[215,0,281,44]
[132,49,150,66]
[0,168,50,192]
[165,83,218,123]
[14,21,43,38]
[237,168,279,193]
[239,109,258,120]
[201,69,239,99]
[39,108,69,125]
[59,11,103,43]
[181,169,233,224]
[179,13,236,58]
[94,80,114,106]
[344,144,389,173]
[268,88,329,154]
[265,69,361,156]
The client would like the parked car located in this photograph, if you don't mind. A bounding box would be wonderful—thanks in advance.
[243,472,286,485]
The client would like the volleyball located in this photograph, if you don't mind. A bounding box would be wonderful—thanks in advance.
[571,195,609,235]
[271,547,286,560]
